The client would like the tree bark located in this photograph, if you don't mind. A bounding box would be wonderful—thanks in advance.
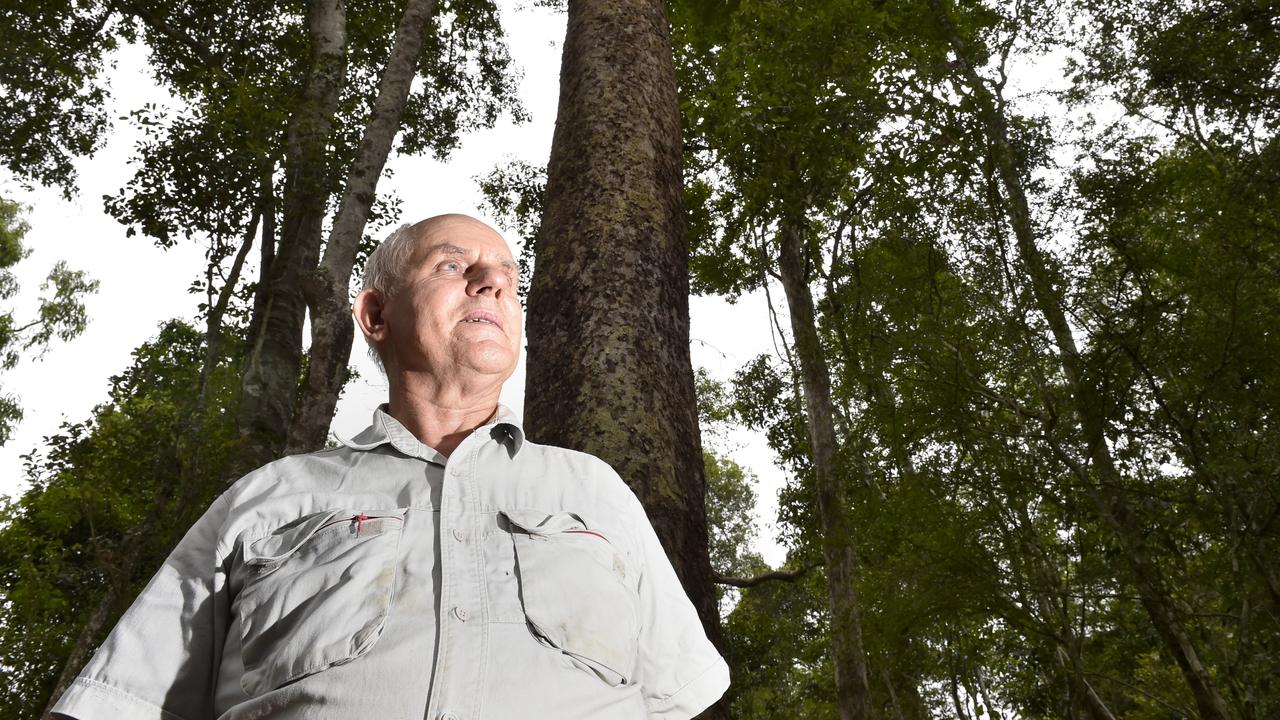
[286,0,440,454]
[237,0,346,468]
[930,3,1233,718]
[524,0,726,716]
[776,220,873,720]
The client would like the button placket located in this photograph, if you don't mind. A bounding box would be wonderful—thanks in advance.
[427,438,488,720]
[426,445,468,720]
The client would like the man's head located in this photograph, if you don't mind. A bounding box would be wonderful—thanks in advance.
[354,214,522,391]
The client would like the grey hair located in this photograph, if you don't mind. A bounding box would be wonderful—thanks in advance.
[359,222,420,373]
[362,222,420,296]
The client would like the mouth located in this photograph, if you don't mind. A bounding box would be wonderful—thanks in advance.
[459,309,503,330]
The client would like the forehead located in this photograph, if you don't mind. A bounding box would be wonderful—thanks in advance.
[411,217,514,262]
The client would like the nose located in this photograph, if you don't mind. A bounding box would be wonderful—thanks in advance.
[467,261,512,299]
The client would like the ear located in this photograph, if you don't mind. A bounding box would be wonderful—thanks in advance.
[352,288,389,344]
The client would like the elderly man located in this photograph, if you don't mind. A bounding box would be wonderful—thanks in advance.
[53,215,730,719]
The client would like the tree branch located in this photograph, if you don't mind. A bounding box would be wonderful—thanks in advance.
[714,564,813,588]
[121,1,220,67]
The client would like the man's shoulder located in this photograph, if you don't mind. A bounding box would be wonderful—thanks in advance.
[512,439,643,508]
[218,445,385,524]
[229,444,364,489]
[516,438,620,479]
[209,445,395,551]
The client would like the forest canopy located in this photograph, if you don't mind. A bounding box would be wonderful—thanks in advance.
[1,0,1277,719]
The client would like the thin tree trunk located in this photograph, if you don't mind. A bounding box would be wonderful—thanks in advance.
[287,0,440,453]
[1009,496,1116,720]
[200,206,259,404]
[246,170,276,354]
[883,667,907,720]
[524,0,726,717]
[930,3,1233,718]
[1055,645,1118,720]
[237,0,346,468]
[776,219,872,720]
[949,661,972,720]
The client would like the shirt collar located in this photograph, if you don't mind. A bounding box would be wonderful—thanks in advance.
[343,403,526,459]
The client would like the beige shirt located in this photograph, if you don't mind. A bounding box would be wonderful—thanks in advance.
[53,405,729,720]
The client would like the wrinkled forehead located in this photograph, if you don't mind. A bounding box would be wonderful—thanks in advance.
[409,215,515,264]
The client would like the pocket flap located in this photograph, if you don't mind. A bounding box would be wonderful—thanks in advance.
[244,509,404,567]
[500,509,591,536]
[245,509,347,566]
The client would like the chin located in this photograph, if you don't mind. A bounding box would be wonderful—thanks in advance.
[464,350,518,377]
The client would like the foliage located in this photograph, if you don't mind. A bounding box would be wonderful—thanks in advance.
[0,0,122,192]
[0,320,241,719]
[725,566,838,720]
[94,0,524,257]
[694,367,769,617]
[674,0,1280,717]
[476,157,546,298]
[0,199,99,445]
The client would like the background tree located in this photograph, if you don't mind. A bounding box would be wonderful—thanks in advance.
[673,0,1279,718]
[0,321,241,719]
[523,5,729,720]
[673,1,899,716]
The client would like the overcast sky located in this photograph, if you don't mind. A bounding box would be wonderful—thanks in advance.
[0,2,788,567]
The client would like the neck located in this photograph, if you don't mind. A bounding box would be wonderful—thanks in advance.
[386,372,503,457]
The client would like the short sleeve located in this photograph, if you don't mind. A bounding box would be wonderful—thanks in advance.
[622,490,730,719]
[52,492,232,720]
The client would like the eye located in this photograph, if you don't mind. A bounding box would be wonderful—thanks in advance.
[439,260,463,273]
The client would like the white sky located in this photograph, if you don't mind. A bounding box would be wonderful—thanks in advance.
[0,2,787,567]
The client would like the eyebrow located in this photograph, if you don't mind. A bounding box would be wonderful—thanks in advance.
[422,243,519,274]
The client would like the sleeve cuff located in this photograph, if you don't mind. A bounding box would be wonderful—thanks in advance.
[645,655,731,720]
[51,677,187,720]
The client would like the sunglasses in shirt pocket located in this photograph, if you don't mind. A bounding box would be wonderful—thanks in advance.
[499,508,640,687]
[233,508,406,696]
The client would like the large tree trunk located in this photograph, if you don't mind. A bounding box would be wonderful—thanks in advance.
[237,0,347,469]
[776,220,873,720]
[930,3,1233,718]
[524,0,726,716]
[287,0,440,454]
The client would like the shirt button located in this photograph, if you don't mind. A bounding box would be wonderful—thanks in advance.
[452,528,467,542]
[453,606,470,622]
[439,713,459,720]
[449,465,462,476]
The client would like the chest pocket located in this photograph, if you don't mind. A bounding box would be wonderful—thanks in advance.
[233,508,405,696]
[500,509,640,687]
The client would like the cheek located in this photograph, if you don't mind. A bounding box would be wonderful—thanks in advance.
[510,303,525,336]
